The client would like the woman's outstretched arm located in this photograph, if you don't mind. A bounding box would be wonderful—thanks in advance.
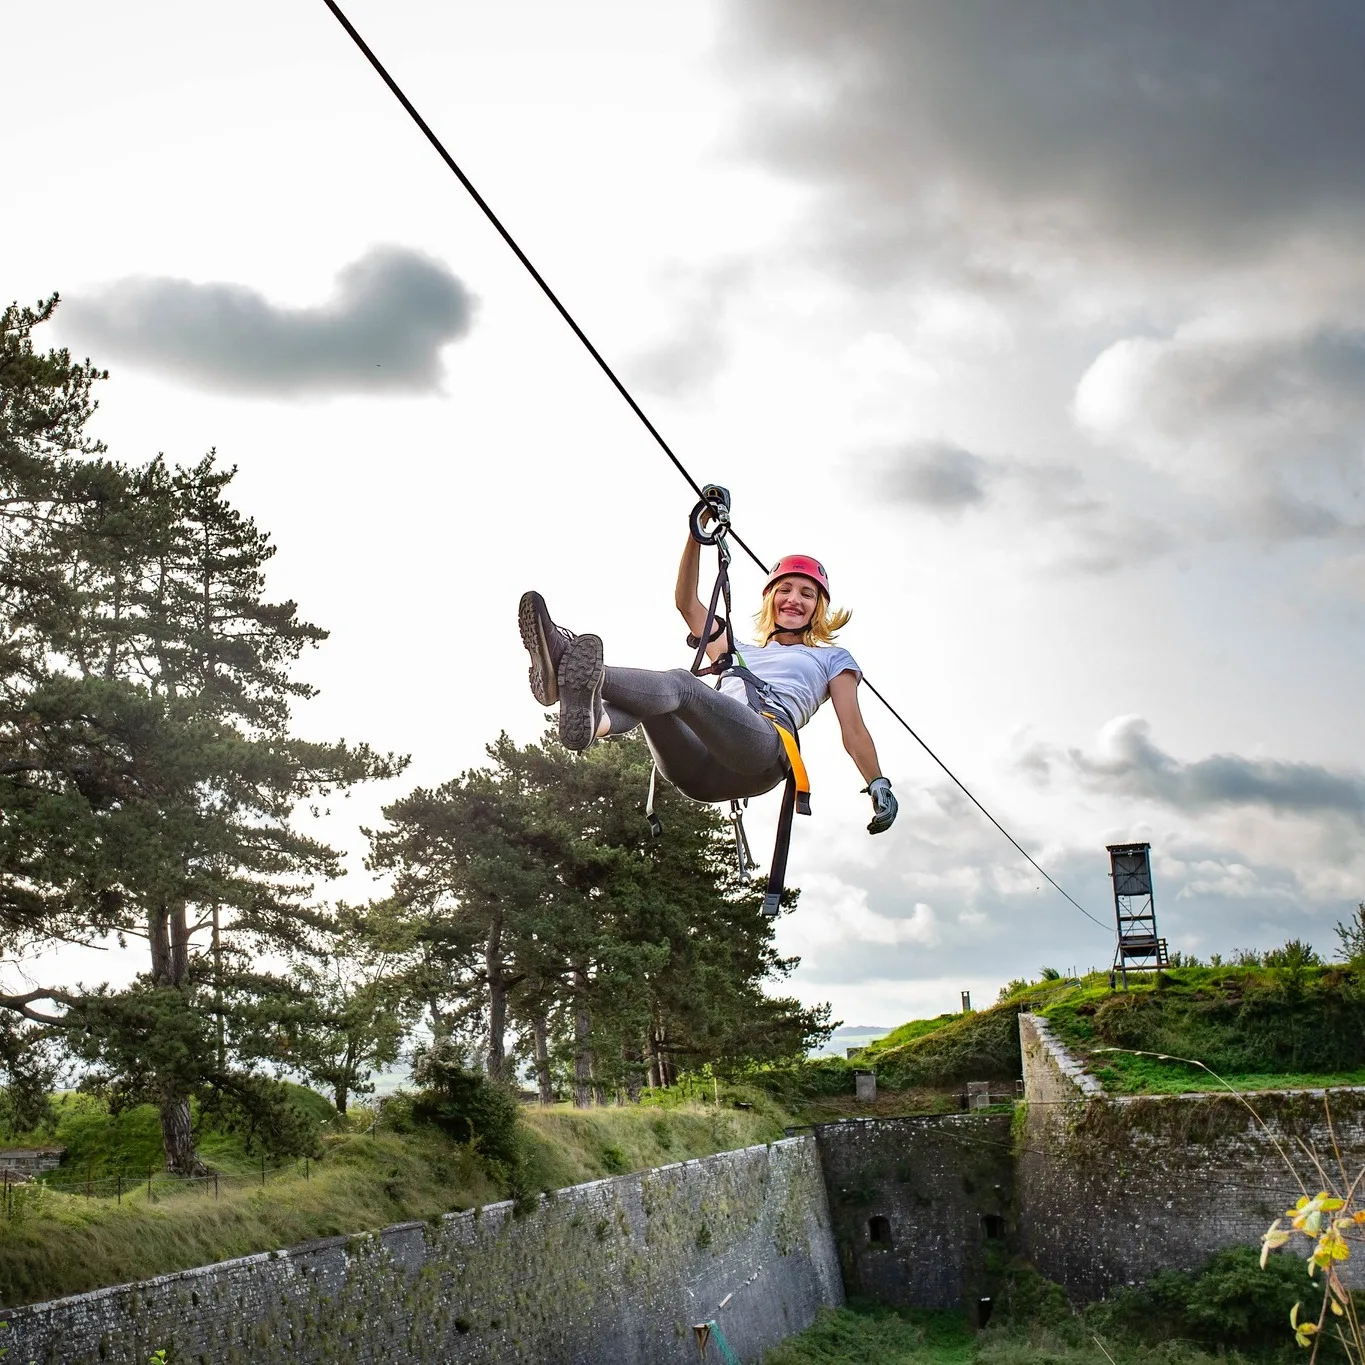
[828,672,882,782]
[829,671,898,833]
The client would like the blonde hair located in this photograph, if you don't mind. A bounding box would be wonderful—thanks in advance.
[754,591,851,647]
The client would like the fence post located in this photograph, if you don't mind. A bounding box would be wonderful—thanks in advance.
[4,1169,9,1220]
[86,1162,92,1199]
[147,1167,153,1202]
[214,1172,219,1201]
[117,1173,123,1205]
[260,1155,266,1188]
[305,1157,310,1182]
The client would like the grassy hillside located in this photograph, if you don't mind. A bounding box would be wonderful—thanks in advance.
[776,962,1365,1107]
[0,1092,783,1309]
[1039,965,1365,1093]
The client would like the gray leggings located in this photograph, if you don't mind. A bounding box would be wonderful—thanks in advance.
[603,667,788,803]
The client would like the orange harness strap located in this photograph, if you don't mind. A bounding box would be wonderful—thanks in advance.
[767,717,811,816]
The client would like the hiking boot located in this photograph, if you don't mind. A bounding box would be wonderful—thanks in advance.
[557,634,605,752]
[519,590,575,706]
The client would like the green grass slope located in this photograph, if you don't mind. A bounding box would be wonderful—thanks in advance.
[0,1094,782,1309]
[1039,965,1365,1093]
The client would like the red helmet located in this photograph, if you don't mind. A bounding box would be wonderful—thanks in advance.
[763,554,830,599]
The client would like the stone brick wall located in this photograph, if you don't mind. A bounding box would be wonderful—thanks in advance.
[1017,1009,1365,1300]
[5,1137,842,1365]
[814,1115,1014,1315]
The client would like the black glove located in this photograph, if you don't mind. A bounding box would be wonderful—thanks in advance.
[864,777,897,834]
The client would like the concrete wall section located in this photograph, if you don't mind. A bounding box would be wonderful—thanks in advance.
[815,1115,1014,1312]
[1018,1011,1101,1102]
[5,1137,842,1365]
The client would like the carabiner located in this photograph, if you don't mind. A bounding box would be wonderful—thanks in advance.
[688,483,732,546]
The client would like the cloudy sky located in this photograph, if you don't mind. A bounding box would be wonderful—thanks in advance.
[8,1,1365,1027]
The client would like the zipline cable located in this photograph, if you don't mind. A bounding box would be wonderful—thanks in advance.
[320,0,1110,937]
[860,680,1110,931]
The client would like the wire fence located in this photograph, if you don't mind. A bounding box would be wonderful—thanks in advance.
[1,1155,317,1222]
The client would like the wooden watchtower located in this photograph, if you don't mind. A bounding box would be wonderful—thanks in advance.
[1107,842,1168,988]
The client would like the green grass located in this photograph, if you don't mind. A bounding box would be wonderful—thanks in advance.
[763,1305,974,1364]
[519,1099,781,1189]
[1035,965,1365,1094]
[766,1298,1295,1364]
[0,1093,783,1309]
[762,1306,1239,1364]
[862,1014,965,1055]
[1086,1051,1365,1094]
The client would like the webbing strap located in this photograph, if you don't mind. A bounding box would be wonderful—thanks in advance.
[645,763,661,838]
[760,721,810,917]
[689,537,734,679]
[761,776,798,918]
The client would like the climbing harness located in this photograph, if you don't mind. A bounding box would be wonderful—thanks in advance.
[646,485,811,918]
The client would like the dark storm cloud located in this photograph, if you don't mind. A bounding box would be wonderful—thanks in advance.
[1033,716,1365,822]
[63,247,475,396]
[727,1,1365,273]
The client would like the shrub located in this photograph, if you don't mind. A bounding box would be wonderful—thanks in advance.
[410,1045,521,1171]
[1091,1246,1305,1350]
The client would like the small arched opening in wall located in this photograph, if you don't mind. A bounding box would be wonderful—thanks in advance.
[867,1215,893,1249]
[982,1213,1005,1240]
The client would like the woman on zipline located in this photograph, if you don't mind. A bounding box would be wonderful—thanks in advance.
[518,527,897,837]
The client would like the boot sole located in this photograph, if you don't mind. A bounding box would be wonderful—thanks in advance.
[519,590,558,706]
[558,635,604,752]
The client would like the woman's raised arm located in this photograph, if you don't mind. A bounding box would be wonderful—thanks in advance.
[675,534,709,639]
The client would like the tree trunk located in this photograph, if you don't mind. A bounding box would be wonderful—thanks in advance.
[532,1012,554,1105]
[623,1045,644,1103]
[335,1037,356,1115]
[150,901,204,1173]
[159,1092,204,1175]
[571,967,593,1108]
[485,914,507,1082]
[211,904,225,1075]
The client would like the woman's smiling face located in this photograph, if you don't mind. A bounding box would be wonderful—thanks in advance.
[770,576,819,632]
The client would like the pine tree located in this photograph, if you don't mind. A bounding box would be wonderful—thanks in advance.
[369,729,831,1106]
[0,302,404,1170]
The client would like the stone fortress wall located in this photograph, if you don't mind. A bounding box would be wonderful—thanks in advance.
[5,1137,842,1365]
[1015,1010,1365,1300]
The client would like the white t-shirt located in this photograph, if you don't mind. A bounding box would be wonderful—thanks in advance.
[718,638,861,730]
